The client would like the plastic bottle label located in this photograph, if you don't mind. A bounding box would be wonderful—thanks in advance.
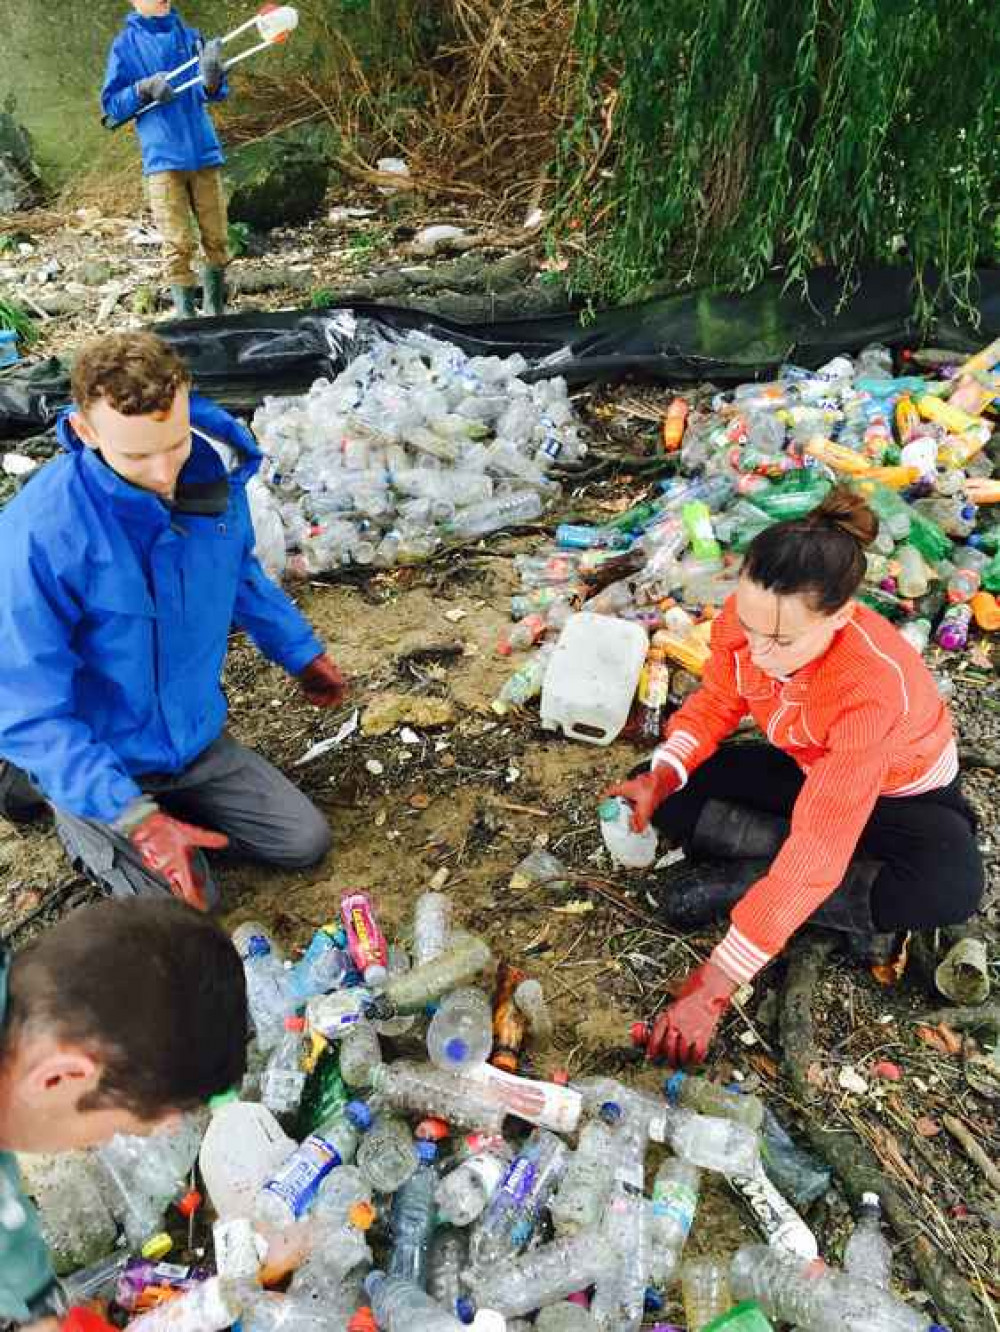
[263,1135,343,1218]
[651,1179,698,1236]
[499,1155,538,1206]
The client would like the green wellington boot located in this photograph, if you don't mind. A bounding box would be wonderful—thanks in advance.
[202,265,226,317]
[170,285,197,318]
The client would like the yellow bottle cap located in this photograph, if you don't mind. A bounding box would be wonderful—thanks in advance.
[141,1232,173,1260]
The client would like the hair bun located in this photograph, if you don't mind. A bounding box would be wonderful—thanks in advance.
[809,484,878,548]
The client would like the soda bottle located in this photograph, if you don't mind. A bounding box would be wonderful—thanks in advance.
[648,1159,700,1285]
[492,644,555,715]
[349,1104,418,1195]
[341,893,389,985]
[662,1072,764,1131]
[388,1142,438,1286]
[262,1017,308,1119]
[513,978,553,1047]
[296,1046,349,1138]
[550,1113,619,1235]
[339,1022,383,1089]
[364,1271,464,1332]
[491,961,529,1074]
[624,645,670,746]
[843,1192,891,1288]
[256,1105,361,1227]
[427,1226,469,1316]
[681,1257,731,1330]
[598,798,658,869]
[231,923,297,1052]
[935,603,972,650]
[200,1094,295,1221]
[413,892,452,966]
[286,926,350,1003]
[426,987,493,1073]
[470,1129,569,1265]
[463,1228,612,1319]
[436,1135,513,1227]
[368,1061,504,1134]
[367,933,493,1018]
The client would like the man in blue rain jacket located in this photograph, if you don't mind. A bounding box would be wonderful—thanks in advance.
[0,332,345,909]
[102,1,231,317]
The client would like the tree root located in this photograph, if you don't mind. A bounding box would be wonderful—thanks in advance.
[780,938,992,1332]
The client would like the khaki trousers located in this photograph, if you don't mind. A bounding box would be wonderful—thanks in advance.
[147,166,230,286]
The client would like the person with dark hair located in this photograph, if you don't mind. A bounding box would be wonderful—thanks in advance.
[0,899,247,1325]
[608,485,983,1066]
[0,332,346,909]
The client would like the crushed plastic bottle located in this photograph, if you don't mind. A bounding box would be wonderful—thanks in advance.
[367,933,493,1017]
[97,1117,203,1249]
[349,1103,419,1194]
[682,1257,732,1331]
[364,1270,465,1332]
[369,1060,505,1134]
[427,1225,469,1316]
[464,1227,612,1319]
[598,797,659,868]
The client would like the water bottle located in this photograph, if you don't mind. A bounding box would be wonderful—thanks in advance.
[427,1226,468,1316]
[589,1187,649,1332]
[125,1277,243,1332]
[550,1115,619,1236]
[366,933,493,1017]
[435,1134,512,1226]
[349,1103,419,1194]
[492,644,555,715]
[388,1142,439,1286]
[413,892,452,965]
[241,1289,353,1331]
[231,923,297,1051]
[535,1303,597,1332]
[306,986,374,1040]
[463,1228,611,1319]
[649,1159,700,1285]
[935,603,972,650]
[365,1271,464,1332]
[371,946,419,1038]
[199,1094,295,1221]
[447,491,544,540]
[946,546,987,602]
[729,1165,818,1260]
[97,1116,203,1249]
[339,1022,384,1089]
[894,545,929,598]
[513,979,553,1049]
[427,987,494,1072]
[289,1201,375,1303]
[369,1061,504,1134]
[255,1105,360,1227]
[287,927,351,1003]
[598,798,658,869]
[470,1129,569,1265]
[729,1244,931,1331]
[662,1073,764,1131]
[843,1193,892,1288]
[18,1151,118,1273]
[660,1105,760,1178]
[261,1017,308,1118]
[681,1257,732,1330]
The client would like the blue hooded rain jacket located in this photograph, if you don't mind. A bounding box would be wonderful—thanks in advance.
[0,397,321,824]
[101,9,228,174]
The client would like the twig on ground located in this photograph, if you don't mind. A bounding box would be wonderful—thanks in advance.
[942,1114,1000,1194]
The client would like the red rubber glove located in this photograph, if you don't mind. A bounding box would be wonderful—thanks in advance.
[603,761,682,832]
[131,811,229,911]
[645,959,738,1065]
[297,652,348,708]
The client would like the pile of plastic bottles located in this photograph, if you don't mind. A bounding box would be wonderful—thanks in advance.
[38,886,949,1332]
[249,327,587,576]
[488,337,1000,742]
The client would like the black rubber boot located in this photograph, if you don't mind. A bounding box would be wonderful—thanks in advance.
[690,799,790,860]
[806,859,898,963]
[655,857,772,928]
[0,761,48,825]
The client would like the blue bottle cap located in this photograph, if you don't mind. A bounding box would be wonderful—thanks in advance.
[344,968,365,988]
[663,1071,685,1104]
[456,1297,476,1324]
[416,1140,438,1164]
[425,1001,441,1018]
[245,935,271,959]
[345,1100,373,1131]
[644,1287,664,1312]
[598,1100,623,1125]
[445,1037,470,1064]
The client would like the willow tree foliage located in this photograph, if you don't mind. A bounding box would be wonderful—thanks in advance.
[555,0,999,309]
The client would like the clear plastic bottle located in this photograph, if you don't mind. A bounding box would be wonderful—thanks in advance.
[256,1106,361,1227]
[729,1244,929,1331]
[898,617,932,655]
[682,1257,731,1331]
[365,1271,464,1332]
[373,946,418,1038]
[535,1303,598,1332]
[492,644,555,715]
[649,1159,701,1285]
[471,1064,582,1135]
[435,1134,512,1227]
[286,927,351,1003]
[413,892,452,966]
[369,1061,504,1134]
[339,1022,384,1089]
[663,1073,764,1131]
[598,797,658,869]
[261,1017,308,1119]
[666,1106,760,1178]
[349,1104,419,1194]
[509,849,567,896]
[894,545,929,598]
[447,491,543,540]
[199,1094,295,1221]
[550,1115,619,1236]
[288,1201,375,1305]
[367,933,493,1017]
[512,978,554,1047]
[427,987,494,1072]
[18,1150,118,1273]
[464,1228,612,1319]
[946,546,988,603]
[590,1187,650,1332]
[470,1129,568,1266]
[97,1116,203,1249]
[388,1142,439,1286]
[843,1193,891,1288]
[125,1277,243,1332]
[231,923,298,1051]
[425,1226,467,1319]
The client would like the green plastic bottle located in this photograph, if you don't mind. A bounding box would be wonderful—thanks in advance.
[703,1302,776,1331]
[681,501,722,562]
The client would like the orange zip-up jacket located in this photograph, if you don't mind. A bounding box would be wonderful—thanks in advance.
[652,596,957,984]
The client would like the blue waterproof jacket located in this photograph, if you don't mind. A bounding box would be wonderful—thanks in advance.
[101,10,228,174]
[0,398,322,824]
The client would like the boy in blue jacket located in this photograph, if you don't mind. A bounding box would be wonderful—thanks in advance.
[101,0,231,318]
[0,332,346,910]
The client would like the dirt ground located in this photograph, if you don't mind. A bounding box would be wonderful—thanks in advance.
[2,192,999,1327]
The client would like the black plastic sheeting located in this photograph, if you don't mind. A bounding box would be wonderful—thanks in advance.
[2,264,998,441]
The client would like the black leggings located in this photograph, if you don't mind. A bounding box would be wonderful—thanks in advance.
[646,743,984,933]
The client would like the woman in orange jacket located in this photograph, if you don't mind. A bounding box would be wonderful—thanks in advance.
[610,486,983,1066]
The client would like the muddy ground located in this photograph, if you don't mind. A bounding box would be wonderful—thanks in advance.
[2,192,999,1327]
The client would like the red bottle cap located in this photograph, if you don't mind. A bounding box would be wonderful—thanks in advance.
[63,1310,116,1332]
[348,1308,378,1332]
[176,1189,203,1218]
[549,1067,570,1085]
[285,1015,306,1032]
[415,1116,450,1141]
[630,1021,650,1048]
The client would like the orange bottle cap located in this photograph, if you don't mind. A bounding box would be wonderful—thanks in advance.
[176,1189,202,1218]
[348,1201,377,1231]
[348,1308,378,1332]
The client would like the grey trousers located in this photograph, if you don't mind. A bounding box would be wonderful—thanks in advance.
[54,734,332,907]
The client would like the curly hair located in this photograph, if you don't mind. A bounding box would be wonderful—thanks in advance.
[71,332,192,417]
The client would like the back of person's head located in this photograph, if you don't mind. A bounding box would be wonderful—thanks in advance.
[71,332,191,419]
[3,900,247,1117]
[743,484,877,613]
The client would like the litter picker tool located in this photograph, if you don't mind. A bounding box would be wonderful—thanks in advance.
[106,4,298,128]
